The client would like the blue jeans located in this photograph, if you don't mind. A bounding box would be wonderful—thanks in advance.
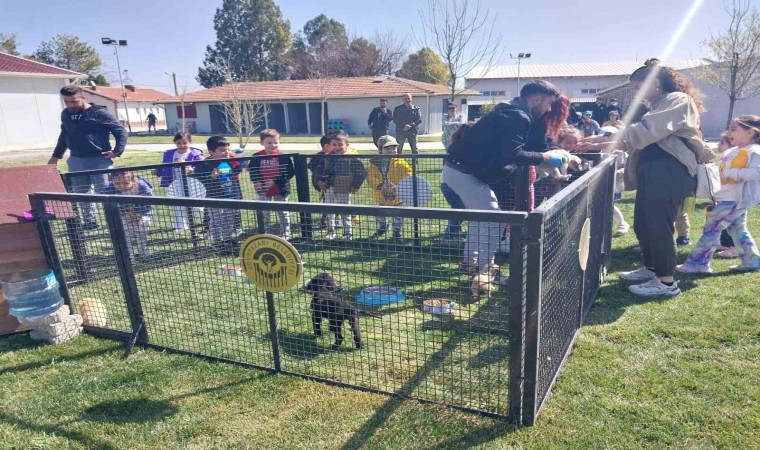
[67,156,113,226]
[440,182,465,238]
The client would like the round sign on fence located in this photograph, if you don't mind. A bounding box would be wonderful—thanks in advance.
[578,218,591,271]
[240,235,303,292]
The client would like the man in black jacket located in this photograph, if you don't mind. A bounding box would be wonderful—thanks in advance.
[367,98,393,146]
[393,94,423,154]
[48,85,128,229]
[443,80,567,270]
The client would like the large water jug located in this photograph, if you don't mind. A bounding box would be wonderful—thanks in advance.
[0,269,64,318]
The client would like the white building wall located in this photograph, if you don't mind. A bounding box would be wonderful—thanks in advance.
[466,75,629,102]
[164,102,212,134]
[0,76,68,151]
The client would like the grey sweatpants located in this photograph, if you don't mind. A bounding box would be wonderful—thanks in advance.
[442,165,506,268]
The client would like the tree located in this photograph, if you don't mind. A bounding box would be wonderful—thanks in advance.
[696,0,760,128]
[215,57,269,149]
[397,47,450,85]
[417,0,503,101]
[87,74,110,87]
[30,34,102,76]
[197,0,291,88]
[372,30,408,76]
[287,14,349,80]
[342,38,382,77]
[0,32,20,56]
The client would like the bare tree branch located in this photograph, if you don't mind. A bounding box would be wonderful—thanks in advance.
[416,0,504,100]
[216,56,269,149]
[371,29,409,75]
[695,0,760,127]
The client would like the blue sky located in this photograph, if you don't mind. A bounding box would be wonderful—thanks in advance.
[0,0,735,95]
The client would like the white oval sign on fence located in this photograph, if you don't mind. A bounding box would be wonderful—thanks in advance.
[578,218,591,271]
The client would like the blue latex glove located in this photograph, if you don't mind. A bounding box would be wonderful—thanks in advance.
[546,155,565,168]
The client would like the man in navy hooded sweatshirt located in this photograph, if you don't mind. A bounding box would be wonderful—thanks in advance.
[48,85,128,229]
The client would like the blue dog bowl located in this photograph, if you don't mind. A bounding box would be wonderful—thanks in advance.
[356,286,405,305]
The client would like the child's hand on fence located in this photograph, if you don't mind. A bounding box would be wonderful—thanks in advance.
[184,166,194,174]
[125,212,142,223]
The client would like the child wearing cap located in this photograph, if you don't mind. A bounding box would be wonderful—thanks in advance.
[367,135,413,239]
[578,111,601,137]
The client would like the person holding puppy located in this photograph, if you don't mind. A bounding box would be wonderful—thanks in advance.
[443,80,568,270]
[367,135,413,239]
[322,133,367,240]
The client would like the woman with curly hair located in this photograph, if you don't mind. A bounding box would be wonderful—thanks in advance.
[578,59,715,297]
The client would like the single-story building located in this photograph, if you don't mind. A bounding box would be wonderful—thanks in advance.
[598,66,760,138]
[0,52,82,151]
[160,75,478,136]
[465,60,759,138]
[81,85,169,133]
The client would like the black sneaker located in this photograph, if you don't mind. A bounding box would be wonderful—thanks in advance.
[374,228,388,237]
[676,236,691,246]
[392,230,402,239]
[83,222,100,231]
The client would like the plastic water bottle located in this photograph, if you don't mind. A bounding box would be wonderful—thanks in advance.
[234,148,248,169]
[0,269,64,318]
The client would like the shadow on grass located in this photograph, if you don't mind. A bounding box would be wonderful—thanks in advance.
[0,337,121,376]
[0,411,120,450]
[82,398,177,423]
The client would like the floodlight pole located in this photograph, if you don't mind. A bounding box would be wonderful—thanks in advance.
[103,38,132,133]
[510,52,532,95]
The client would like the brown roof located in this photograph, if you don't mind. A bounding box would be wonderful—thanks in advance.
[83,85,170,102]
[0,52,82,77]
[161,76,479,103]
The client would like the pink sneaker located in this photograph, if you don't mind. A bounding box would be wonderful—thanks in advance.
[675,263,713,274]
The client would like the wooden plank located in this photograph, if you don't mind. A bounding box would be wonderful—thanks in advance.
[0,222,39,238]
[0,314,26,335]
[0,247,46,265]
[0,258,48,275]
[0,237,43,254]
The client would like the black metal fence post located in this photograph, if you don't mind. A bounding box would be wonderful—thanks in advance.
[179,169,200,251]
[29,195,72,308]
[59,173,91,281]
[508,221,527,423]
[103,201,149,357]
[294,154,313,239]
[514,167,531,212]
[256,215,282,372]
[521,211,544,425]
[410,156,421,246]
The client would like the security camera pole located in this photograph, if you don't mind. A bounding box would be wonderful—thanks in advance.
[102,38,131,132]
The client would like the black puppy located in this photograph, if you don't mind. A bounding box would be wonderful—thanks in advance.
[304,273,362,349]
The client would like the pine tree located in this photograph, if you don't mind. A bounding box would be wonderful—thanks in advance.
[197,0,292,87]
[29,34,102,76]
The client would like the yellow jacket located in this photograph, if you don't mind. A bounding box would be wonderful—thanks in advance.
[367,157,413,206]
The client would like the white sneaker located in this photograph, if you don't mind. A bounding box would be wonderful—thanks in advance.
[325,230,336,240]
[628,279,681,297]
[620,267,657,282]
[675,263,712,274]
[615,223,630,236]
[340,234,353,241]
[232,228,243,237]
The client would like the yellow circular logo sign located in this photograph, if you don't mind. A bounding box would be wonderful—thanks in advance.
[240,234,303,292]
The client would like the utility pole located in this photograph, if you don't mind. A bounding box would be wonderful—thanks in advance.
[102,38,131,132]
[165,72,184,133]
[170,72,179,96]
[510,52,532,95]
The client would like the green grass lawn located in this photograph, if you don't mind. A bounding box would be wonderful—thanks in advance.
[1,160,759,448]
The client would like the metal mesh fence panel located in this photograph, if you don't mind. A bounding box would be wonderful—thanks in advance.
[522,156,616,424]
[31,193,525,417]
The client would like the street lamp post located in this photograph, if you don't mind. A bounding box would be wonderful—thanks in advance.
[510,52,532,95]
[101,38,132,133]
